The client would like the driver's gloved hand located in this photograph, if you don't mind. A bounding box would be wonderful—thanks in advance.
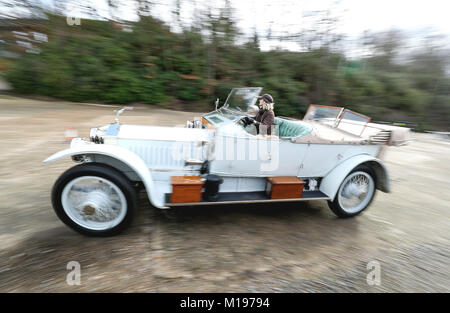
[242,117,255,126]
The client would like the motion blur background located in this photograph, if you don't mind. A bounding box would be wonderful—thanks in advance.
[1,0,450,293]
[0,0,449,131]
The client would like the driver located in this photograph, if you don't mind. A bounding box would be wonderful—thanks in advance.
[243,93,275,135]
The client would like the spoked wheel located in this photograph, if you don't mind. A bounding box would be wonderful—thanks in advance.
[52,163,138,236]
[328,165,376,218]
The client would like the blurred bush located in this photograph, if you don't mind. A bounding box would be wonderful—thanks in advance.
[2,9,449,130]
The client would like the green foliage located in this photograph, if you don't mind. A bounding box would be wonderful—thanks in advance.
[4,14,450,130]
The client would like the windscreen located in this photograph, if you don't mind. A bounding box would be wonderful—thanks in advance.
[224,87,262,112]
[303,105,343,121]
[336,110,371,136]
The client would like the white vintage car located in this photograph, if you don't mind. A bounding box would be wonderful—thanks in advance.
[45,87,412,236]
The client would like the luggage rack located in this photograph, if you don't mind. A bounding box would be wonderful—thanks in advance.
[164,190,329,206]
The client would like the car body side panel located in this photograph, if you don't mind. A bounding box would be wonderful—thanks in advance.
[300,144,381,177]
[43,139,168,209]
[320,154,390,201]
[117,139,207,171]
[211,134,308,176]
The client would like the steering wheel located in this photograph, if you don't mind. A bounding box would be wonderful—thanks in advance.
[238,116,249,127]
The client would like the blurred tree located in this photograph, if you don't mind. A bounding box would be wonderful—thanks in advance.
[137,0,154,17]
[2,2,449,130]
[367,29,405,71]
[0,0,43,19]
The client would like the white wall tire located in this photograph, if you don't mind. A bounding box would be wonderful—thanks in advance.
[52,163,138,236]
[327,165,377,218]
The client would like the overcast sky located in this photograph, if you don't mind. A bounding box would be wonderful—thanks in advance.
[39,0,450,52]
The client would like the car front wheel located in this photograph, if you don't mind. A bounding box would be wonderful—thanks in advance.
[51,163,138,236]
[327,165,376,218]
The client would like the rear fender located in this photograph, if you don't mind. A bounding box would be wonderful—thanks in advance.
[320,154,390,201]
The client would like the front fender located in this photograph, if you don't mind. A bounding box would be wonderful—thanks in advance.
[44,139,167,209]
[319,154,390,201]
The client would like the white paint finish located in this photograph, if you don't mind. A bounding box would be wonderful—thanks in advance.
[211,123,308,176]
[211,125,380,178]
[118,124,214,142]
[117,139,206,171]
[43,140,167,209]
[300,144,380,177]
[319,154,389,201]
[212,135,306,176]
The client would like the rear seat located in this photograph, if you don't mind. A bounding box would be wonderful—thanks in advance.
[274,117,312,138]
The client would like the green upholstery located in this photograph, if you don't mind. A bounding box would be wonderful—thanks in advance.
[274,117,312,138]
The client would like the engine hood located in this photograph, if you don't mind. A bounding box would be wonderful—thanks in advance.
[97,124,214,143]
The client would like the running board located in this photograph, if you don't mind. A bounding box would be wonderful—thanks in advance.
[165,191,330,206]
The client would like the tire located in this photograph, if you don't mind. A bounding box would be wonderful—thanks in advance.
[51,163,138,236]
[327,165,377,218]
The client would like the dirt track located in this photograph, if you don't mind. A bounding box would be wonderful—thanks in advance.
[0,96,449,292]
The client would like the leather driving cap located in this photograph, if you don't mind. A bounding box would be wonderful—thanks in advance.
[258,94,274,104]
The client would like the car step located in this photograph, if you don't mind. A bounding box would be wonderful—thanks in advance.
[164,191,330,206]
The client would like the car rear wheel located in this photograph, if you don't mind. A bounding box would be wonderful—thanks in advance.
[52,163,138,236]
[327,165,376,218]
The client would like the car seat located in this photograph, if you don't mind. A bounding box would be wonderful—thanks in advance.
[274,117,312,138]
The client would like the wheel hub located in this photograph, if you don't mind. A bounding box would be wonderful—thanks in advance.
[342,183,364,199]
[83,205,96,215]
[79,190,115,219]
